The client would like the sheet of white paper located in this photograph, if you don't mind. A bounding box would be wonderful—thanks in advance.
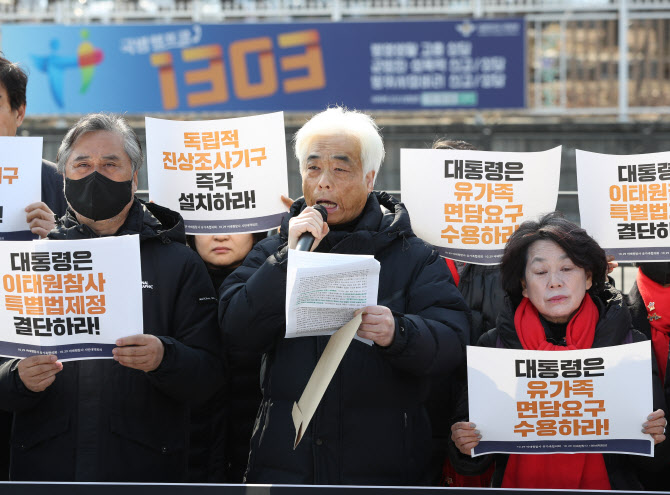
[0,235,143,361]
[0,136,43,240]
[401,146,561,264]
[286,250,380,344]
[468,342,653,457]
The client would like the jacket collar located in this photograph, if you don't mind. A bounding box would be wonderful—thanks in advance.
[50,198,186,244]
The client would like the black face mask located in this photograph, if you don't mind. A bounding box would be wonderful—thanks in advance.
[640,262,670,286]
[65,172,133,221]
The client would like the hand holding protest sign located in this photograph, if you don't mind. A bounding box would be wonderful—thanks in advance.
[113,334,165,372]
[25,201,56,239]
[17,354,63,392]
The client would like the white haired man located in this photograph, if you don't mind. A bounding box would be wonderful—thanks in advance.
[0,113,223,481]
[219,107,470,485]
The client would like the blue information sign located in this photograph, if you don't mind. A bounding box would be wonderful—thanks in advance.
[1,19,525,114]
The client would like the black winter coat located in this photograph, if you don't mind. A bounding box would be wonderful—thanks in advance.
[626,279,670,491]
[0,199,223,482]
[219,192,470,485]
[448,285,668,490]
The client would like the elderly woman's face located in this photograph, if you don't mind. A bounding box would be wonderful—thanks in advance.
[521,239,593,324]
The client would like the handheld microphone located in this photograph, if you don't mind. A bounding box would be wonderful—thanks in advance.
[295,204,328,252]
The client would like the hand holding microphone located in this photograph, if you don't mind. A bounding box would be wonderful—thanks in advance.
[288,204,329,252]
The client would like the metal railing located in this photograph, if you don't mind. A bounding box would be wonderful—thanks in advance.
[1,0,670,23]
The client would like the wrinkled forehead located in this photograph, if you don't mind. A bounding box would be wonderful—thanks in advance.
[305,133,362,159]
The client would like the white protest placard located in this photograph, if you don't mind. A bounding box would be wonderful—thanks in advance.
[577,150,670,262]
[0,136,43,241]
[401,147,561,264]
[467,342,653,457]
[146,112,289,235]
[0,235,143,361]
[286,249,379,343]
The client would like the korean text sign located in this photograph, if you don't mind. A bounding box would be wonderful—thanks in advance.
[0,235,143,361]
[467,342,653,456]
[146,113,288,234]
[577,150,670,262]
[0,137,42,241]
[400,147,560,264]
[0,20,525,114]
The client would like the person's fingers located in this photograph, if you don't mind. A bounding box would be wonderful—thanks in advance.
[22,362,61,378]
[21,355,59,368]
[116,334,153,347]
[647,409,665,421]
[451,422,476,432]
[281,195,294,209]
[113,346,151,358]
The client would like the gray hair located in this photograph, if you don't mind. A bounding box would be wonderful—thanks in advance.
[57,113,143,175]
[294,107,385,184]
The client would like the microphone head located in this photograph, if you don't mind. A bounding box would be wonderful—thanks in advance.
[313,204,328,222]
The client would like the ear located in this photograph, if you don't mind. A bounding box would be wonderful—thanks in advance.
[14,103,25,129]
[521,278,528,298]
[132,170,139,193]
[365,170,375,193]
[585,271,593,291]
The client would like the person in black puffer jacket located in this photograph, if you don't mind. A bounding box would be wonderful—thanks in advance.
[625,262,670,491]
[0,114,223,481]
[219,107,470,485]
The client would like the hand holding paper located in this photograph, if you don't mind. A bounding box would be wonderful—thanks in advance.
[356,305,395,347]
[643,409,666,445]
[113,334,165,372]
[451,421,482,455]
[18,354,63,392]
[25,201,56,239]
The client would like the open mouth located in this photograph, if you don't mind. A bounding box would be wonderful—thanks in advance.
[316,200,338,212]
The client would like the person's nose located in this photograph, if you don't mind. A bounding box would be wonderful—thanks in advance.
[317,167,333,190]
[212,233,230,241]
[548,271,563,288]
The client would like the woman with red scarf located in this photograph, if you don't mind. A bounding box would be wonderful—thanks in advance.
[449,212,667,490]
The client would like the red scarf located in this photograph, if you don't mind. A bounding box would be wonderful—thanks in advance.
[502,294,610,490]
[515,294,599,350]
[637,269,670,383]
[445,258,460,286]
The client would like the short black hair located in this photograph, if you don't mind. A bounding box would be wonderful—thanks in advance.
[501,211,608,307]
[0,54,28,111]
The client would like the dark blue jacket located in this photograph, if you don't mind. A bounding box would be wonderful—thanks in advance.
[219,191,470,485]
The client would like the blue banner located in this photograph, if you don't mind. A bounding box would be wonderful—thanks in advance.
[1,20,525,114]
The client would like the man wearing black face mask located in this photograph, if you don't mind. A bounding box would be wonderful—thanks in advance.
[626,261,670,491]
[0,113,223,482]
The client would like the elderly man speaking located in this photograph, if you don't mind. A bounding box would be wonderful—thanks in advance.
[219,107,469,485]
[0,113,222,482]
